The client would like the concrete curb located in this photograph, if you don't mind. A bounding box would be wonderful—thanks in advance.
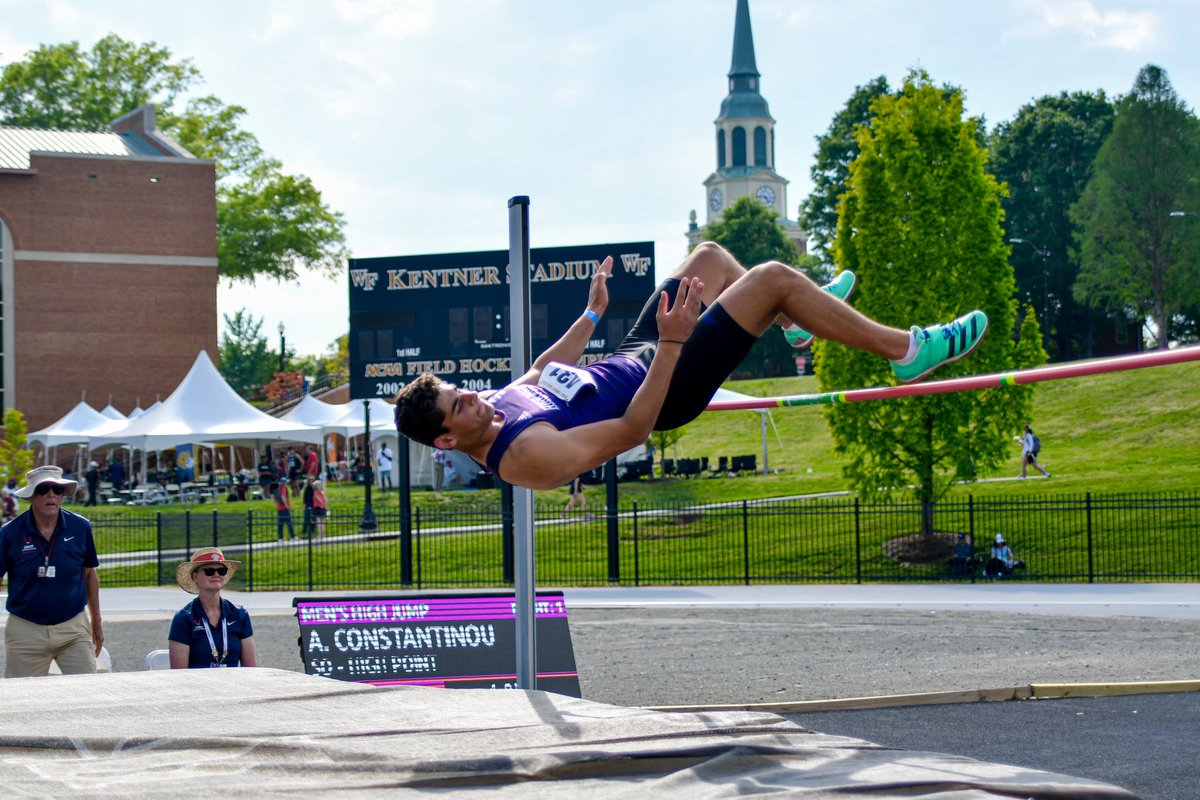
[647,679,1200,714]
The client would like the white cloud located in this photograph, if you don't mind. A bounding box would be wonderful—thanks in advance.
[334,0,435,40]
[1023,0,1159,51]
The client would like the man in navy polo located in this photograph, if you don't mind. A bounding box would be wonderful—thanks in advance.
[0,466,103,677]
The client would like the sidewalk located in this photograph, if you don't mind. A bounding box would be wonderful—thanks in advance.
[13,581,1194,621]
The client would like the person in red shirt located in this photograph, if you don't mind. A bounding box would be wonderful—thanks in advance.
[304,445,319,481]
[311,480,328,540]
[271,481,295,542]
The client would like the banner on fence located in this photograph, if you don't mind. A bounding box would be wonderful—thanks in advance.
[292,591,581,696]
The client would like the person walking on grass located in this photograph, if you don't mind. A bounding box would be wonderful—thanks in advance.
[563,474,591,520]
[1018,423,1050,479]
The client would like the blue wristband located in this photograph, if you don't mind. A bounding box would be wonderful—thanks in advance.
[583,309,600,325]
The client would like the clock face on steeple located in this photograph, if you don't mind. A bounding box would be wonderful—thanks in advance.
[709,188,723,211]
[755,185,776,208]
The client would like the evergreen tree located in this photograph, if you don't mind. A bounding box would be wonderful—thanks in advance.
[818,71,1040,532]
[218,310,275,399]
[991,91,1115,360]
[1071,65,1200,349]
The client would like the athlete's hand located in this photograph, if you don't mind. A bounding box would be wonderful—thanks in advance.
[656,276,703,344]
[586,256,613,317]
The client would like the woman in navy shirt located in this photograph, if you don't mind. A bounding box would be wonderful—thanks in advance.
[168,547,256,668]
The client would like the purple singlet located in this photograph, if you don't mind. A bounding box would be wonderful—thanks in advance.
[483,355,647,476]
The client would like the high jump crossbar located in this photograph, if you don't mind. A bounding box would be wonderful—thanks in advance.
[706,346,1200,412]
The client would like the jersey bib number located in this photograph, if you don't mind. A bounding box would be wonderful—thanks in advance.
[538,362,597,403]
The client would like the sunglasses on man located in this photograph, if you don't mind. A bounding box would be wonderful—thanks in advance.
[196,566,229,577]
[34,484,67,496]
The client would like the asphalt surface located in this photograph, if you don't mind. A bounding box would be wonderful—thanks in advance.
[3,583,1198,799]
[785,693,1199,800]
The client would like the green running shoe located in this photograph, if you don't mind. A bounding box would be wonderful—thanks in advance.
[784,270,857,349]
[891,310,988,384]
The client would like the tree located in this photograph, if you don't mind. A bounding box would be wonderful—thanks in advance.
[704,195,799,378]
[262,371,305,407]
[218,309,275,399]
[0,409,34,486]
[648,427,687,475]
[819,70,1040,534]
[1071,65,1200,349]
[0,34,347,283]
[991,91,1115,360]
[800,76,891,270]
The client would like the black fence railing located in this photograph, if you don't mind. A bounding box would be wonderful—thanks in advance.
[94,491,1200,591]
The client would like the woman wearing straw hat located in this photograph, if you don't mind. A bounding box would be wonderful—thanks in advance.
[167,548,257,668]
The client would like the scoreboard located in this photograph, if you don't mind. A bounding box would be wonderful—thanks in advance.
[348,242,656,399]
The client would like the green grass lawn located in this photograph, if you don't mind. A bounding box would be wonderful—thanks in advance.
[84,355,1200,589]
[73,356,1199,516]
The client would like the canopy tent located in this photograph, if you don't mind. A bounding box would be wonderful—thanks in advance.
[327,398,396,442]
[99,403,126,421]
[90,351,322,452]
[280,394,351,428]
[326,398,406,486]
[127,405,146,421]
[708,387,782,475]
[28,401,126,447]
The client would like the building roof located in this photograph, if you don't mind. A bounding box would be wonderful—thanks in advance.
[0,127,163,170]
[0,106,194,170]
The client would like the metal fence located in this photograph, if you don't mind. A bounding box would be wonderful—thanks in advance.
[94,491,1200,591]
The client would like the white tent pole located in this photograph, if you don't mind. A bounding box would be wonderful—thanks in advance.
[761,411,768,476]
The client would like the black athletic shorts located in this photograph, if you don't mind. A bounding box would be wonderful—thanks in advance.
[613,277,757,431]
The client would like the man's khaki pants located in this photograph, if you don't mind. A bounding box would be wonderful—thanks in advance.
[5,610,96,677]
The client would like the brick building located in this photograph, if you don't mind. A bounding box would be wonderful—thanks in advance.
[0,106,217,432]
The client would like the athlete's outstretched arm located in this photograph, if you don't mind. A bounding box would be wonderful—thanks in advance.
[499,278,703,489]
[513,256,612,386]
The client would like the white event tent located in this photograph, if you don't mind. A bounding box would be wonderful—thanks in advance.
[280,394,421,485]
[29,401,126,448]
[28,401,127,479]
[327,398,396,444]
[279,394,348,429]
[91,351,323,457]
[708,387,782,475]
[99,403,126,421]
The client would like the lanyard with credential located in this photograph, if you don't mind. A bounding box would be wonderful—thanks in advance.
[32,531,57,576]
[200,609,229,666]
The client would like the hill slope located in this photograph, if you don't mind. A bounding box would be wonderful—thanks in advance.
[645,355,1200,500]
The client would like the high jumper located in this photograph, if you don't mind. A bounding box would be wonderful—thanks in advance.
[394,242,987,490]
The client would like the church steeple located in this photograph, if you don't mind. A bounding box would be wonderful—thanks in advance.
[722,0,767,114]
[688,0,805,256]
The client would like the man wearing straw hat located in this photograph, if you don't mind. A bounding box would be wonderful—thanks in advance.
[0,466,103,677]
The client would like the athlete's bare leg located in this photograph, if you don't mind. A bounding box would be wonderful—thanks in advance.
[673,242,909,360]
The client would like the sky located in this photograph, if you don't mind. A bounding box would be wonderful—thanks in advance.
[2,0,1198,355]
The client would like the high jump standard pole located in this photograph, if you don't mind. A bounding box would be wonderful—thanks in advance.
[507,196,537,690]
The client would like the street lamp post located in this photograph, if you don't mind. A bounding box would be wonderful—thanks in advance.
[1009,238,1050,327]
[1170,210,1200,221]
[360,399,377,532]
[277,321,286,374]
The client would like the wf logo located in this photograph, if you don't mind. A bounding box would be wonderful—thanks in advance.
[619,254,651,277]
[350,269,379,291]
